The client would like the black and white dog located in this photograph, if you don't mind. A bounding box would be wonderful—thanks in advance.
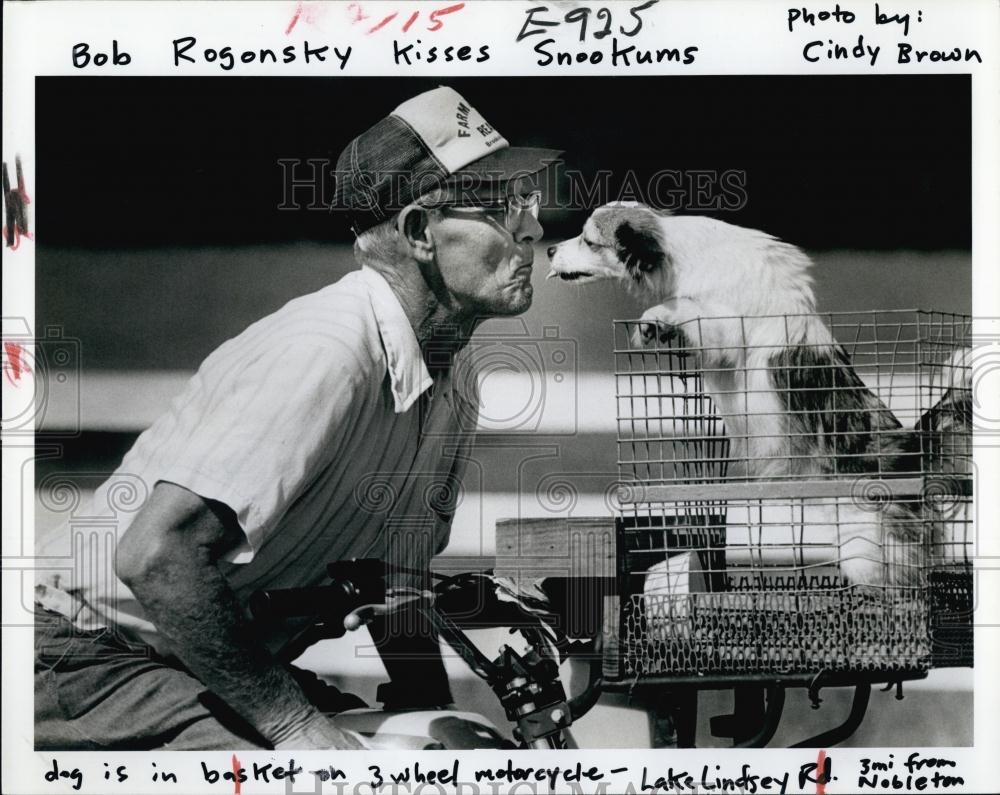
[547,203,969,587]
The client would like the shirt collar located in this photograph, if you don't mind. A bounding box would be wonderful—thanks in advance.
[360,266,433,413]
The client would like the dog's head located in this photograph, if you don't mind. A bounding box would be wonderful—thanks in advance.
[546,203,673,294]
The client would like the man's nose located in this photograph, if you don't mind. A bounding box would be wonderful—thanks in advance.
[547,244,558,258]
[513,211,544,243]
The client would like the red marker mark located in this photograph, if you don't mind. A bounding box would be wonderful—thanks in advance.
[1,225,33,250]
[3,342,31,386]
[354,3,463,34]
[427,2,464,31]
[346,2,368,23]
[367,11,398,34]
[815,749,827,795]
[285,0,303,34]
[3,155,32,250]
[286,1,329,34]
[231,755,242,795]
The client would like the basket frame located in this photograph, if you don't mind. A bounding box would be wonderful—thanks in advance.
[606,308,974,685]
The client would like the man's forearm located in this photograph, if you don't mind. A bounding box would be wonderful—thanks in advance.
[127,553,349,747]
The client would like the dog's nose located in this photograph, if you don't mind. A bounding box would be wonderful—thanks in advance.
[546,245,558,258]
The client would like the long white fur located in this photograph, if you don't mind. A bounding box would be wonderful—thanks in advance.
[627,215,828,479]
[548,203,931,588]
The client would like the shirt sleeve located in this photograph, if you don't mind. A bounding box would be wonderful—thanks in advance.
[154,341,368,563]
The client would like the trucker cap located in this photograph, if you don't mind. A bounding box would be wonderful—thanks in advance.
[335,86,562,235]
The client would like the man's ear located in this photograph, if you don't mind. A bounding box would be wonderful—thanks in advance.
[398,205,435,263]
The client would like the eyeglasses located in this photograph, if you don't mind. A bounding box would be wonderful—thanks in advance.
[423,190,542,233]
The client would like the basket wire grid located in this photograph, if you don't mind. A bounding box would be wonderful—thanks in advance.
[609,310,973,681]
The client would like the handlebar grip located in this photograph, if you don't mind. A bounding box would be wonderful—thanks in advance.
[251,560,389,622]
[249,584,366,621]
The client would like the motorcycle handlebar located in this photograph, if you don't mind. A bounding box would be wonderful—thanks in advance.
[249,578,384,622]
[248,562,605,738]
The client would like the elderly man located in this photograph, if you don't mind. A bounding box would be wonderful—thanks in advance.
[34,86,560,750]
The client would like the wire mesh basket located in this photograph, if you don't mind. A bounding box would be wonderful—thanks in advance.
[607,310,973,683]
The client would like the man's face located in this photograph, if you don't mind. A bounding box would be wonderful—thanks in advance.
[426,179,542,319]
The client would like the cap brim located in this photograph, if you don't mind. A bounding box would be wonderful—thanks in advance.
[454,146,563,182]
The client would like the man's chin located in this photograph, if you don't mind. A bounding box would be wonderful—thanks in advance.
[502,284,533,315]
[468,283,534,320]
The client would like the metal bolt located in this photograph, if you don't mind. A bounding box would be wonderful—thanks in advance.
[550,708,566,724]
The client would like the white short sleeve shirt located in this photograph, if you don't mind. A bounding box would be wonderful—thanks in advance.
[35,267,479,654]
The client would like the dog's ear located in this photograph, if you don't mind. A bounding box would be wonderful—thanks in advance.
[614,214,668,280]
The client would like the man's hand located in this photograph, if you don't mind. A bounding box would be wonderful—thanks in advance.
[273,713,369,750]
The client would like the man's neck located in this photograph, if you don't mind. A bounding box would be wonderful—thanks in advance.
[368,262,476,371]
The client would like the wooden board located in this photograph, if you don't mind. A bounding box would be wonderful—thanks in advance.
[494,517,616,580]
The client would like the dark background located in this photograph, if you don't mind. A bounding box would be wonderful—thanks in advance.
[36,75,970,249]
[34,75,971,374]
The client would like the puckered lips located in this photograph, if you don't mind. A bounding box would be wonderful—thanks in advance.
[546,268,594,282]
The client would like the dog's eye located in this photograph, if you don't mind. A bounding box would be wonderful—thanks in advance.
[584,239,601,250]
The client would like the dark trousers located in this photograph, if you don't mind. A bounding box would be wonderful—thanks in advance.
[34,607,363,750]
